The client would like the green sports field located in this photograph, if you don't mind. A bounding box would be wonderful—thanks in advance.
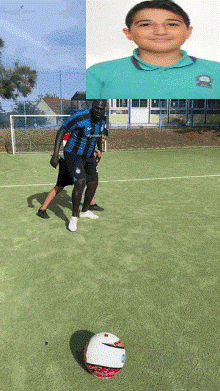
[1,148,220,391]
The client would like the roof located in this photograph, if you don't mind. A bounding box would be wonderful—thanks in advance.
[71,92,86,100]
[39,98,72,115]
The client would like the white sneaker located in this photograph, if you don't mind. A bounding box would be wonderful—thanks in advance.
[80,210,99,220]
[68,216,78,231]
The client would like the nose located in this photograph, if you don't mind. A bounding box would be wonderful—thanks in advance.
[153,24,168,35]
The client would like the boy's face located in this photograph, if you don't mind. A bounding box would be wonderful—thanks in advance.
[91,100,106,121]
[123,9,193,53]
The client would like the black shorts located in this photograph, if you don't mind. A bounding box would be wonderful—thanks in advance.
[63,152,98,185]
[56,157,73,188]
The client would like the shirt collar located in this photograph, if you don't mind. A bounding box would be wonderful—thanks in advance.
[131,48,195,70]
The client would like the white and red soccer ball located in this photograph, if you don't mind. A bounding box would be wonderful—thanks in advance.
[84,332,126,379]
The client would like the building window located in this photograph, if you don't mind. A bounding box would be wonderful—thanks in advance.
[207,99,220,108]
[170,100,178,108]
[140,99,148,107]
[151,99,166,108]
[179,99,186,108]
[132,99,139,107]
[193,99,205,108]
[116,99,128,107]
[170,99,186,108]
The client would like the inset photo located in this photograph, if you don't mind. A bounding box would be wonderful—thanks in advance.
[86,0,220,98]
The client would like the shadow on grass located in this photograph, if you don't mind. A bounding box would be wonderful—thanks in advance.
[27,189,72,225]
[69,329,95,374]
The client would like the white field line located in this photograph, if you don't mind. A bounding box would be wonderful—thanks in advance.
[1,174,220,188]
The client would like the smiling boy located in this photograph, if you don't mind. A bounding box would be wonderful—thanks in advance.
[86,0,220,98]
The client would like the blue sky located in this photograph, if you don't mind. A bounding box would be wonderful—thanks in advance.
[0,0,86,111]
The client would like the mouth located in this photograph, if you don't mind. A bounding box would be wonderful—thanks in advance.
[150,38,172,41]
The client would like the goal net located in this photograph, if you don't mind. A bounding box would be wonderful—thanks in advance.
[8,114,108,154]
[9,114,70,154]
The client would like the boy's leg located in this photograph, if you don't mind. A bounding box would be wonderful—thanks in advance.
[68,179,86,231]
[80,157,100,218]
[90,196,96,205]
[37,186,64,219]
[88,193,104,211]
[41,186,64,210]
[72,179,86,217]
[82,182,98,212]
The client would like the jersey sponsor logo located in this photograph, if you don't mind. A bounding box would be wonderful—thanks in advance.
[195,75,212,88]
[86,134,102,138]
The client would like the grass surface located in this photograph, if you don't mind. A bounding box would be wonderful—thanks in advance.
[1,148,220,390]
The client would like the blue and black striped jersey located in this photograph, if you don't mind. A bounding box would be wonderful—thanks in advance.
[62,109,106,158]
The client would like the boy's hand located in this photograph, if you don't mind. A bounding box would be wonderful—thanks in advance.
[94,149,102,162]
[50,153,59,168]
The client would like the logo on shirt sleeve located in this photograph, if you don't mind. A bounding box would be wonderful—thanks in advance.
[195,75,212,88]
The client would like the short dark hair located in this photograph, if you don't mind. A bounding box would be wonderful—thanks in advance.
[92,100,107,108]
[125,0,190,29]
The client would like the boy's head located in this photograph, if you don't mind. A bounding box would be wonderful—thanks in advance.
[125,0,190,29]
[123,0,192,54]
[91,100,106,121]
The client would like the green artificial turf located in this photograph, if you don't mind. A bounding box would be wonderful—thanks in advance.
[1,148,220,390]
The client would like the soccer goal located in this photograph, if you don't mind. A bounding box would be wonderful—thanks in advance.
[9,114,70,154]
[8,114,108,154]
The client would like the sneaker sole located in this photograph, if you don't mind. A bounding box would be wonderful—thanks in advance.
[68,218,78,231]
[80,214,99,220]
[37,212,50,219]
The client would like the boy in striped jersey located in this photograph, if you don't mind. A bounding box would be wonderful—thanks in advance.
[38,100,107,232]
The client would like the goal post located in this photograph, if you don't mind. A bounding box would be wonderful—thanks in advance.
[9,114,108,154]
[9,114,70,154]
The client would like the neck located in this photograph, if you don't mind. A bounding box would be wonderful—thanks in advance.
[138,48,183,67]
[91,111,99,123]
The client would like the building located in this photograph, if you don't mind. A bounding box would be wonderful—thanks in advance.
[71,92,93,110]
[37,96,72,126]
[108,99,220,127]
[68,96,220,127]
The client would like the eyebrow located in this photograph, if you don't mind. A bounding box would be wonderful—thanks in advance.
[134,18,184,24]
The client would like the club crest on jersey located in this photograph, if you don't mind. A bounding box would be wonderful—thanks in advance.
[195,75,212,88]
[76,168,81,174]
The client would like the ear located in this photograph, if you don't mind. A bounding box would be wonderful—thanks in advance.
[186,26,193,40]
[123,28,134,41]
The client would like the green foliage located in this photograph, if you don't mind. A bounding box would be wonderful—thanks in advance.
[43,93,60,99]
[0,39,37,100]
[0,101,9,127]
[169,116,187,127]
[0,38,4,50]
[12,100,48,128]
[13,100,41,115]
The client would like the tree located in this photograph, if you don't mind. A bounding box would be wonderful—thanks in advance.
[0,39,37,100]
[12,101,48,128]
[43,93,60,99]
[0,101,9,127]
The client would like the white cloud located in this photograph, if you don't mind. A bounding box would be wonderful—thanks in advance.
[0,19,49,51]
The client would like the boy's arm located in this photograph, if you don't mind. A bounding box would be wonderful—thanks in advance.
[50,126,66,168]
[96,135,102,161]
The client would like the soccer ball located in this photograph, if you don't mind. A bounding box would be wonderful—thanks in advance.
[84,332,126,379]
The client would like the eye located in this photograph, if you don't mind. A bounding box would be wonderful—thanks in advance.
[139,23,151,27]
[168,23,179,27]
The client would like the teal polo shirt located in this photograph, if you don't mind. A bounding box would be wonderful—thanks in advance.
[86,49,220,98]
